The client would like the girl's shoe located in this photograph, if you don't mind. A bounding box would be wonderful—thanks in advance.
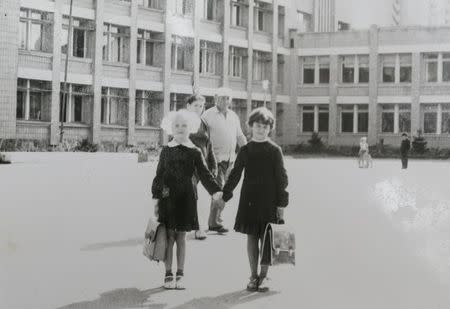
[246,276,259,292]
[175,275,186,290]
[257,277,270,292]
[163,275,176,289]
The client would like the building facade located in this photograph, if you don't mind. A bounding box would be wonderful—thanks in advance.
[3,0,331,147]
[284,25,450,148]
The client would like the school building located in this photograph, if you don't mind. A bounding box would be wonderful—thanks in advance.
[282,25,450,148]
[2,0,450,148]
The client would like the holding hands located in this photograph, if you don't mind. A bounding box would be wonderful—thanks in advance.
[212,191,223,201]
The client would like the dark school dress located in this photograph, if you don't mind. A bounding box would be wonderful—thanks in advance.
[222,140,289,238]
[151,144,221,232]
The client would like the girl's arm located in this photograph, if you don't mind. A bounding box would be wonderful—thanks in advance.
[222,146,247,202]
[194,149,221,195]
[151,147,166,199]
[274,147,289,207]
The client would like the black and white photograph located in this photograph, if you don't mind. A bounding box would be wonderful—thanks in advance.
[1,0,450,308]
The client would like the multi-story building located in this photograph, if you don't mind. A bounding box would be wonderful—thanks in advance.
[282,25,450,148]
[3,0,330,147]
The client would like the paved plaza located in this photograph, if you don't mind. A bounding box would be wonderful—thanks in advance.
[1,155,450,309]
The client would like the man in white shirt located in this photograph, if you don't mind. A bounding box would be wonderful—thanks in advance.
[202,87,247,233]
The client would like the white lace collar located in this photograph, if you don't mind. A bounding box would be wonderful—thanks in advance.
[167,139,196,148]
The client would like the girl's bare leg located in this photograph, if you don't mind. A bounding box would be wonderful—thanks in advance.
[175,232,186,273]
[247,234,259,278]
[165,229,176,273]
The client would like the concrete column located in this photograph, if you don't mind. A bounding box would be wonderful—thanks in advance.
[67,85,72,122]
[438,53,443,83]
[353,104,358,134]
[50,0,62,144]
[270,0,279,116]
[394,103,399,134]
[354,55,359,84]
[395,54,400,84]
[127,0,138,146]
[328,54,339,145]
[0,0,19,139]
[246,0,255,117]
[92,0,105,144]
[162,0,175,144]
[25,80,30,121]
[368,25,379,145]
[437,103,442,134]
[193,0,200,92]
[314,104,319,132]
[222,0,231,87]
[411,52,421,135]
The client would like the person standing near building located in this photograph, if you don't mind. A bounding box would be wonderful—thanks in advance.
[186,94,217,240]
[400,133,411,169]
[202,87,247,233]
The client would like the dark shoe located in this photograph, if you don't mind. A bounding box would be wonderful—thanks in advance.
[257,277,270,292]
[194,230,207,240]
[246,276,259,292]
[208,225,229,233]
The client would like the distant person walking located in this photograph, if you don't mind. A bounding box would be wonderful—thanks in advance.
[400,133,411,169]
[185,94,217,240]
[202,87,247,233]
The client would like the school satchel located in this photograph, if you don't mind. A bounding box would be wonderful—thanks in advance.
[143,216,167,262]
[260,222,296,266]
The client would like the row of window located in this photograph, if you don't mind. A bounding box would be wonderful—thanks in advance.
[301,53,450,85]
[298,103,450,134]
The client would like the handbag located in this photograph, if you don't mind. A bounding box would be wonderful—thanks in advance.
[143,216,167,262]
[260,222,295,266]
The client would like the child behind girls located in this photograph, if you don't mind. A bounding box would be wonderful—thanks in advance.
[359,137,369,168]
[221,107,289,292]
[152,109,223,290]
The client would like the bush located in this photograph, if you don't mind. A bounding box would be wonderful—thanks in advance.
[74,139,98,152]
[412,130,427,154]
[307,132,323,151]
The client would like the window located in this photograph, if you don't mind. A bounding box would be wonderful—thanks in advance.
[138,0,162,9]
[137,29,163,66]
[443,53,450,82]
[399,54,412,83]
[302,106,314,132]
[205,0,217,21]
[16,79,52,121]
[340,105,354,133]
[441,104,450,134]
[278,55,285,85]
[103,24,130,63]
[253,51,271,81]
[318,106,329,132]
[229,46,247,78]
[381,105,394,133]
[61,17,95,58]
[276,103,284,136]
[425,53,438,82]
[231,0,248,27]
[101,88,129,126]
[382,55,395,83]
[342,56,355,83]
[296,10,312,32]
[357,105,368,132]
[302,57,315,84]
[254,1,272,32]
[423,104,438,133]
[170,93,190,111]
[358,56,369,83]
[399,104,411,133]
[319,57,330,84]
[19,9,53,52]
[135,90,163,127]
[59,84,93,123]
[338,21,350,31]
[175,0,193,16]
[278,7,285,37]
[171,36,194,71]
[200,41,222,75]
[251,100,266,110]
[231,99,248,133]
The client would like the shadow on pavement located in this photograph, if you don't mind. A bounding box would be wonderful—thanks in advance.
[172,289,278,309]
[56,287,167,309]
[80,238,143,251]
